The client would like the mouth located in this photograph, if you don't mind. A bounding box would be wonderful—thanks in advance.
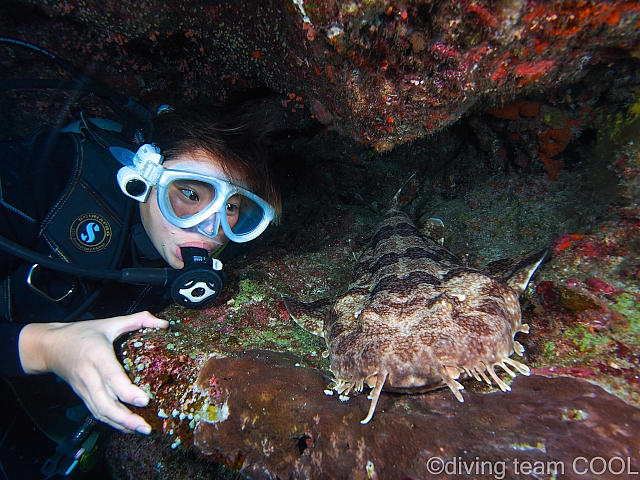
[176,243,215,261]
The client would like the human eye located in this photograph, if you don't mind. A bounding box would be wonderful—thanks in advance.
[180,188,199,202]
[226,202,239,214]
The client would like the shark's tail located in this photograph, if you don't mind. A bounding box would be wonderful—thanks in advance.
[389,172,417,209]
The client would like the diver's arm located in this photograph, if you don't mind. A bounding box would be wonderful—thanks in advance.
[18,311,169,434]
[0,324,29,376]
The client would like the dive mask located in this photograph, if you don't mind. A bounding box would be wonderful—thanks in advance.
[110,144,274,243]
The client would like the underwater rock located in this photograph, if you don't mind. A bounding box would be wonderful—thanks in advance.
[107,432,243,480]
[2,0,640,148]
[120,349,640,480]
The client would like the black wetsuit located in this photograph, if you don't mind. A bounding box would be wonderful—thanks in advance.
[0,123,172,377]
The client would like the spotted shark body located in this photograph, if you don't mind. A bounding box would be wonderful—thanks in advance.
[284,194,546,424]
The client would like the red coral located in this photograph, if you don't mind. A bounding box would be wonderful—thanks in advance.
[539,153,565,181]
[466,3,499,29]
[536,281,559,306]
[543,1,640,37]
[575,237,619,258]
[487,102,521,120]
[552,234,586,254]
[519,101,541,117]
[536,118,582,179]
[488,99,542,120]
[429,43,460,60]
[514,60,556,84]
[584,278,618,295]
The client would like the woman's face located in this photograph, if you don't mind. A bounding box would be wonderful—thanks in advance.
[139,151,241,269]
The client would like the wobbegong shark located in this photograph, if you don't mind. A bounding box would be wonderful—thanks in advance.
[284,186,546,424]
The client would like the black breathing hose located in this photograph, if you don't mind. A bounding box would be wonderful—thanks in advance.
[0,234,173,286]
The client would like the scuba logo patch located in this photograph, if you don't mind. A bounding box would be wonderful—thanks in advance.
[70,214,112,252]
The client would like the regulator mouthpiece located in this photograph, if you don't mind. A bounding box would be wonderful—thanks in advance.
[170,247,224,308]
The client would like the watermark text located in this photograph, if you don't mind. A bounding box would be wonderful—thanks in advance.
[425,456,638,479]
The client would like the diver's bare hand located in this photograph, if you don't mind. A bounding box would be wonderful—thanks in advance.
[18,311,169,434]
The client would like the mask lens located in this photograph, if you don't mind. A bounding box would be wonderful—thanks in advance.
[167,179,217,219]
[226,193,266,236]
[159,170,272,241]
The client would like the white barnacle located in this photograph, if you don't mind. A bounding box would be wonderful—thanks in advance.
[326,26,343,38]
[324,389,334,396]
[339,394,350,402]
[157,409,168,419]
[142,384,154,399]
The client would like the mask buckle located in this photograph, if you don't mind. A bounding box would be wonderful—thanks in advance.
[110,144,164,202]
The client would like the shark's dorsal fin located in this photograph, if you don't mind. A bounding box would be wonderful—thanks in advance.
[482,249,548,296]
[420,218,445,246]
[283,297,334,338]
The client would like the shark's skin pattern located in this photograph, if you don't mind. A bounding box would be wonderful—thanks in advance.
[285,200,546,424]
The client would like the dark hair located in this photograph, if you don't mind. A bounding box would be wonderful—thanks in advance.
[153,105,281,221]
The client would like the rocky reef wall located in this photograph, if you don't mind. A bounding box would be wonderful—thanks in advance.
[2,0,640,149]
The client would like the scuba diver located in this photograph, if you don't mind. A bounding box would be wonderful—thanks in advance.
[0,38,281,477]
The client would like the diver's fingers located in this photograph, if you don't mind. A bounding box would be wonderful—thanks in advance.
[81,360,152,434]
[107,311,169,340]
[103,354,153,409]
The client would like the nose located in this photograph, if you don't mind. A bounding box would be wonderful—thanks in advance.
[195,212,221,237]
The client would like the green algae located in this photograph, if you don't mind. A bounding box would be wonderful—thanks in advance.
[565,325,613,353]
[612,293,640,339]
[543,341,556,358]
[596,92,640,158]
[235,274,267,305]
[542,109,567,129]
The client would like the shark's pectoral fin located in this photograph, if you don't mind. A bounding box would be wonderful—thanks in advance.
[283,297,334,337]
[420,218,445,246]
